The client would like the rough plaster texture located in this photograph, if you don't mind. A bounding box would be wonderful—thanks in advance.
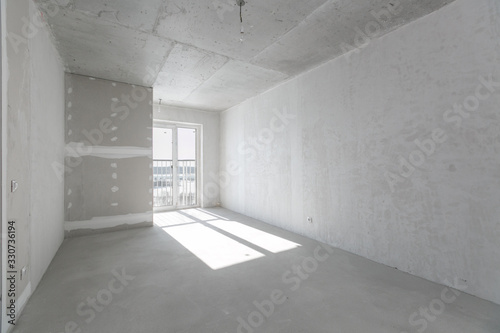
[5,0,33,310]
[220,0,500,305]
[3,0,65,330]
[35,0,454,111]
[154,105,220,208]
[28,0,65,293]
[64,74,153,235]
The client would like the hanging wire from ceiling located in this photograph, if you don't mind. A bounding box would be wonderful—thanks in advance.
[240,1,243,24]
[237,0,245,36]
[236,0,246,42]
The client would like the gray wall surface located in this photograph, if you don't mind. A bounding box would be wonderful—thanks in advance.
[4,0,32,313]
[3,0,65,328]
[29,0,65,292]
[220,0,500,305]
[155,105,220,208]
[64,74,153,235]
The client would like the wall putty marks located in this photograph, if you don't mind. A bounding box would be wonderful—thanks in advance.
[64,74,153,236]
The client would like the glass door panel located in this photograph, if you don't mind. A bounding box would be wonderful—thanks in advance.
[153,127,173,207]
[153,125,198,209]
[177,128,197,207]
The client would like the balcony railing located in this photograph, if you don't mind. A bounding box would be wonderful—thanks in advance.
[153,160,196,207]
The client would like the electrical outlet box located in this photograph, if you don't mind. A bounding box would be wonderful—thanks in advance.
[11,180,18,192]
[307,217,313,223]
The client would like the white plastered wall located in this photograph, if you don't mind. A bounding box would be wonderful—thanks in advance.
[220,0,500,305]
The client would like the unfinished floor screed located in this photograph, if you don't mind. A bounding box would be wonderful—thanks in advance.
[12,208,500,333]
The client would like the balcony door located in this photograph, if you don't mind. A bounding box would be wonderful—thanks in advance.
[153,123,199,210]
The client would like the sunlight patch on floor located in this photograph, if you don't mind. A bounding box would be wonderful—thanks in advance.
[154,211,196,227]
[162,222,265,270]
[181,208,223,222]
[208,220,301,253]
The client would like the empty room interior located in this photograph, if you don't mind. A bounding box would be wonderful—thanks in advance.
[2,0,500,332]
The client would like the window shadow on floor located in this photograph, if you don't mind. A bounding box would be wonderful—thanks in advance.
[154,208,301,270]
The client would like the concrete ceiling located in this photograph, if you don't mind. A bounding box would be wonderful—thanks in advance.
[37,0,454,112]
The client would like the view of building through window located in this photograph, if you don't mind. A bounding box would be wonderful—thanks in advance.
[153,126,197,208]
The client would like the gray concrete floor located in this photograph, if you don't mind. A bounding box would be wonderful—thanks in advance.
[13,208,500,333]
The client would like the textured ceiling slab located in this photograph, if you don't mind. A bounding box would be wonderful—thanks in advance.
[36,0,456,110]
[40,8,173,86]
[183,60,289,111]
[153,44,228,102]
[154,0,329,61]
[252,0,455,76]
